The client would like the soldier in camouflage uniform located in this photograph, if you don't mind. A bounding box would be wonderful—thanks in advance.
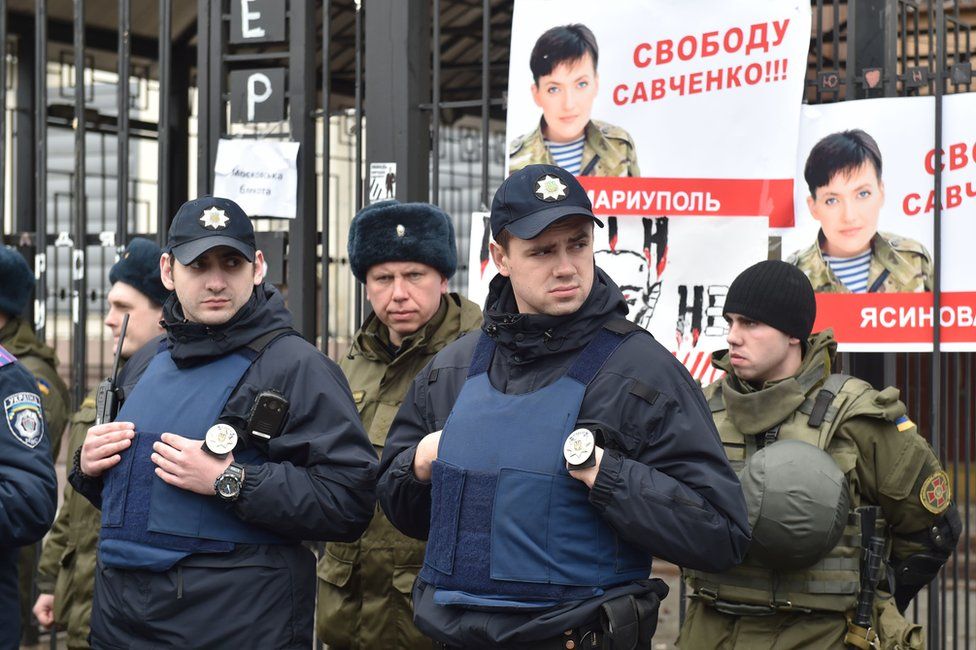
[788,129,932,293]
[0,245,71,645]
[317,201,481,649]
[33,238,169,649]
[677,261,959,650]
[509,24,640,177]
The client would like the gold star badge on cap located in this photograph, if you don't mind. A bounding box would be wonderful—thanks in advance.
[535,174,567,202]
[396,224,406,237]
[200,207,229,230]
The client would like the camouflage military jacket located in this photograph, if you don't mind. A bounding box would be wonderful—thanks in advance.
[36,387,99,649]
[0,317,70,458]
[678,331,950,649]
[316,293,482,650]
[509,119,640,177]
[787,231,932,293]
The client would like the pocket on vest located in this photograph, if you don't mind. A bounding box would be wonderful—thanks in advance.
[490,468,554,583]
[101,430,154,527]
[425,459,465,576]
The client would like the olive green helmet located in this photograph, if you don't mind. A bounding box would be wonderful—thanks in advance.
[739,439,850,570]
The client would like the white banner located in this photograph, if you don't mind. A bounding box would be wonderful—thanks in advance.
[507,0,810,226]
[213,139,299,218]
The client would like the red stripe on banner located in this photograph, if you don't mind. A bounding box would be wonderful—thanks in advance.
[576,177,795,228]
[814,292,976,344]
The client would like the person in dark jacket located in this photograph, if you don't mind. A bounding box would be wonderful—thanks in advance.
[377,164,751,649]
[69,197,377,649]
[34,237,170,649]
[0,343,57,650]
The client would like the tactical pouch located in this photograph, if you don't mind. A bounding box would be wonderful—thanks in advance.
[599,590,660,650]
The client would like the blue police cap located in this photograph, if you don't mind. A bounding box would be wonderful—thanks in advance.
[166,196,256,265]
[490,164,602,240]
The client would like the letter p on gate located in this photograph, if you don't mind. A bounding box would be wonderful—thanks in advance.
[247,73,272,121]
[230,68,286,123]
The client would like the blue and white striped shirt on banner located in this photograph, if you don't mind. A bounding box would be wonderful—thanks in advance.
[824,250,872,293]
[545,136,585,175]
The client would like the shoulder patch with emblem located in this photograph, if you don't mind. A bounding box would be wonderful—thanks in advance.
[4,391,44,448]
[36,376,51,396]
[920,470,951,514]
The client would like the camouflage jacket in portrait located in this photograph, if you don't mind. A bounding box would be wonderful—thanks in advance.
[509,119,640,177]
[787,231,932,294]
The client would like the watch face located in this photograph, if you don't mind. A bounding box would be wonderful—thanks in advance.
[206,423,238,455]
[216,475,239,498]
[563,428,595,465]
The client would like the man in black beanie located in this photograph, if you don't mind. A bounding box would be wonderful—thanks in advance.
[317,200,482,650]
[678,260,959,650]
[33,237,170,649]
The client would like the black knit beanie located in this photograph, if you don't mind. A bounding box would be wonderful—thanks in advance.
[109,237,172,307]
[723,260,817,339]
[0,246,35,317]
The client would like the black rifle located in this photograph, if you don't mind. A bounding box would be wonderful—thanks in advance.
[95,313,128,425]
[845,505,884,649]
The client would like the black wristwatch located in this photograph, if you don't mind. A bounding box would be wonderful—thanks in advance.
[202,423,239,459]
[564,428,597,470]
[214,463,245,502]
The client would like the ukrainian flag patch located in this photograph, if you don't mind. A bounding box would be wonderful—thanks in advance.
[895,415,915,432]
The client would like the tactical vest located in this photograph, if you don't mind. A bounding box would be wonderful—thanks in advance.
[686,372,892,614]
[99,334,290,571]
[419,323,653,610]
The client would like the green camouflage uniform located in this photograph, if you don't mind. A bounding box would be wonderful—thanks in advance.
[677,330,952,650]
[509,119,640,177]
[316,294,481,650]
[0,316,70,644]
[787,231,932,293]
[36,388,99,649]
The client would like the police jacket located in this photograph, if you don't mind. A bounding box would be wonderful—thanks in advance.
[377,269,750,642]
[72,284,377,544]
[0,346,57,649]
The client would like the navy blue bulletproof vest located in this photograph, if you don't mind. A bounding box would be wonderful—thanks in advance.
[99,342,286,571]
[419,325,653,610]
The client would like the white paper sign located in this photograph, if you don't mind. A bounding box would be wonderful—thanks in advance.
[213,138,299,218]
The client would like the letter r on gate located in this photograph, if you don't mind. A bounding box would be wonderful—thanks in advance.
[247,73,272,122]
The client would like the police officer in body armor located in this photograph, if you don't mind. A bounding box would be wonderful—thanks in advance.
[0,344,57,650]
[34,238,170,649]
[678,260,960,649]
[316,201,482,649]
[378,164,750,649]
[69,197,377,647]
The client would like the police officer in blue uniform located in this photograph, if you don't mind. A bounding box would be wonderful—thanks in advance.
[69,197,377,648]
[377,164,751,649]
[0,344,57,650]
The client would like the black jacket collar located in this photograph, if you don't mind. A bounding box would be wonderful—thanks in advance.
[161,283,293,367]
[482,266,628,364]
